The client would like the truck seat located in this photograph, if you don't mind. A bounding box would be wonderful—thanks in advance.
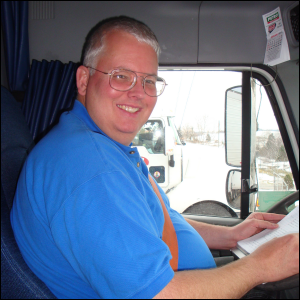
[1,86,56,299]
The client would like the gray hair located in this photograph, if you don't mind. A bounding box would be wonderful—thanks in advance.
[81,16,160,76]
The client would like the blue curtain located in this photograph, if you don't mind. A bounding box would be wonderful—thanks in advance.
[1,1,29,92]
[22,60,78,141]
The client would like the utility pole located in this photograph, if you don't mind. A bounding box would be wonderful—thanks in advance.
[218,120,220,147]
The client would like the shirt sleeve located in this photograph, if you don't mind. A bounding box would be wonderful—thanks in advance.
[50,170,174,299]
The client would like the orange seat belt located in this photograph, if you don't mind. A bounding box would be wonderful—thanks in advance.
[149,175,178,271]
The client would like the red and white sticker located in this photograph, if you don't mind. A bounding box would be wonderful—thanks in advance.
[154,171,161,178]
[141,157,149,165]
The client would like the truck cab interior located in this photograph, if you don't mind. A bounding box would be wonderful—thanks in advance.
[1,1,299,298]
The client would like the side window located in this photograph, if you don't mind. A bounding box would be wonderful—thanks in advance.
[136,70,296,218]
[251,79,296,212]
[133,120,164,154]
[153,70,242,217]
[168,117,182,145]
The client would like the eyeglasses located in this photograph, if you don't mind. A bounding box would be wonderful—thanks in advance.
[86,67,167,97]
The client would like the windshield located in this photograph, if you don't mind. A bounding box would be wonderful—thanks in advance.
[168,116,182,145]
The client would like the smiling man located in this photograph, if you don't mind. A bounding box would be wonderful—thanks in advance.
[77,29,159,146]
[11,16,298,299]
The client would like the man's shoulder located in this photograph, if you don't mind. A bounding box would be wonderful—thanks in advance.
[25,111,132,180]
[24,115,108,175]
[32,109,111,153]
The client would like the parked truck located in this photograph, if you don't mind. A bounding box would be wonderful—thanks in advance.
[132,116,186,193]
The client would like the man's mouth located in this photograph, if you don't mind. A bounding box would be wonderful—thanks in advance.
[117,105,140,113]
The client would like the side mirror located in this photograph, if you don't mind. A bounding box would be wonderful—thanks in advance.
[181,140,186,146]
[226,170,241,209]
[225,86,242,167]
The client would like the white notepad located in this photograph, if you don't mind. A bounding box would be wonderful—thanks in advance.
[232,206,299,258]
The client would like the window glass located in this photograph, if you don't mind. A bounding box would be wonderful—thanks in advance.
[153,70,242,217]
[134,71,296,218]
[251,79,296,213]
[133,120,164,154]
[168,117,182,145]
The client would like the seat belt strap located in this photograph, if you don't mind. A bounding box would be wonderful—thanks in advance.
[148,175,178,271]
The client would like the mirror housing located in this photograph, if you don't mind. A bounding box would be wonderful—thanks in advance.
[226,169,241,209]
[225,86,242,167]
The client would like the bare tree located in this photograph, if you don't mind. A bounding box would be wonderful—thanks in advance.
[195,114,209,142]
[180,124,195,142]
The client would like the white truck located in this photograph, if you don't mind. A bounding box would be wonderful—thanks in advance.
[132,116,186,193]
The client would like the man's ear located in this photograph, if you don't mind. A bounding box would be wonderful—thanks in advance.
[76,66,89,98]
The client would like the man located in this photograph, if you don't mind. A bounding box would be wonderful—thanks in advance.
[11,16,298,299]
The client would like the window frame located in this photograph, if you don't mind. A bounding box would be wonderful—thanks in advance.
[240,71,252,219]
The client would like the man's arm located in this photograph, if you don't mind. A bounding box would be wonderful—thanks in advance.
[154,233,299,299]
[185,212,285,249]
[185,218,236,249]
[154,255,258,299]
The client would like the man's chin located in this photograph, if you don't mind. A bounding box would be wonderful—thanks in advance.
[120,129,139,137]
[117,124,141,135]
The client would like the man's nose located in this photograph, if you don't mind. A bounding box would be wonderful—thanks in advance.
[127,76,146,99]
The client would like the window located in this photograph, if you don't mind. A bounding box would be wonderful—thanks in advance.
[251,78,296,213]
[168,117,182,145]
[134,69,297,218]
[153,70,242,217]
[133,120,164,154]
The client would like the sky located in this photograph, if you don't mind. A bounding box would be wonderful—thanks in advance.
[152,70,279,132]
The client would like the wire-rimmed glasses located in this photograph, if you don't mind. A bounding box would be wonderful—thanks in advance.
[86,67,167,97]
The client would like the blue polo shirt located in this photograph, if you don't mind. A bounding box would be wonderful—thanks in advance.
[11,100,216,299]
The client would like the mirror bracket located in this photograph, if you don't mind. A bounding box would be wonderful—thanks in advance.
[242,179,258,194]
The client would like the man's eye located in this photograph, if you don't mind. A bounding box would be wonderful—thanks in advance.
[115,74,129,80]
[145,79,156,85]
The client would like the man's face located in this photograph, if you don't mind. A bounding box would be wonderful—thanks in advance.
[78,30,158,146]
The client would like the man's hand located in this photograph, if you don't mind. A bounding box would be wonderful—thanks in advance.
[249,233,299,283]
[186,213,285,250]
[227,212,298,284]
[231,212,285,245]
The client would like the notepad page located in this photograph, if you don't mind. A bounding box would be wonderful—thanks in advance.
[237,206,299,254]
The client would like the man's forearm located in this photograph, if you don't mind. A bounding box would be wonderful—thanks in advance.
[154,255,261,299]
[185,218,237,250]
[155,232,299,299]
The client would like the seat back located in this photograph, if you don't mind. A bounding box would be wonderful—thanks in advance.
[1,86,56,299]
